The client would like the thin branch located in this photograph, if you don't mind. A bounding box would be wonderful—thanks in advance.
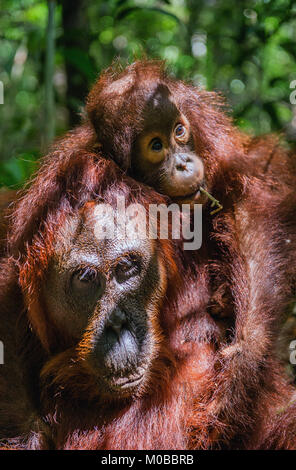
[44,0,56,149]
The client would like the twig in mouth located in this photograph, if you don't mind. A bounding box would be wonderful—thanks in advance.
[199,187,223,216]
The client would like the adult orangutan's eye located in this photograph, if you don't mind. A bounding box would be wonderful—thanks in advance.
[115,256,141,283]
[71,267,101,292]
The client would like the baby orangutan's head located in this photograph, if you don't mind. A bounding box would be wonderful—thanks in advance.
[87,60,236,208]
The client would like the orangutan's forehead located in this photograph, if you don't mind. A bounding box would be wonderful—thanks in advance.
[53,202,155,267]
[141,83,181,131]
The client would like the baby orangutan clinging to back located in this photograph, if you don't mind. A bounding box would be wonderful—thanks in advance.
[87,61,228,212]
[7,60,296,448]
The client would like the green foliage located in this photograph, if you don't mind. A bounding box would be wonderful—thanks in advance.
[0,151,39,188]
[0,0,296,187]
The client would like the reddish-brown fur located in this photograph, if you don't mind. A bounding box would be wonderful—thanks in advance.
[0,158,217,450]
[1,60,296,449]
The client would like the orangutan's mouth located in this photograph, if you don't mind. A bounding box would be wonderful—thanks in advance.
[172,188,201,204]
[112,374,144,389]
[104,371,145,392]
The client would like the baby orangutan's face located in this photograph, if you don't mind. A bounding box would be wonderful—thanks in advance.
[132,94,205,204]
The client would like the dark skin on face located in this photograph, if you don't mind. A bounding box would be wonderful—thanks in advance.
[132,88,205,203]
[42,202,167,399]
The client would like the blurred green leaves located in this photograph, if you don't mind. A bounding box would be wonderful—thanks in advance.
[0,151,39,188]
[0,0,295,188]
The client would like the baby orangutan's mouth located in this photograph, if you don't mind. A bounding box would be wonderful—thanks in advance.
[172,187,202,204]
[172,186,223,215]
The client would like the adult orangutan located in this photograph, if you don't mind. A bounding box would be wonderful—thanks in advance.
[0,158,217,449]
[0,156,294,450]
[1,60,296,449]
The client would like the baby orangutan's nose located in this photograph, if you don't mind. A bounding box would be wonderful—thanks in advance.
[171,153,204,197]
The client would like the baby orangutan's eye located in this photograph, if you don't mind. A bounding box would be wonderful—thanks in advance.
[150,138,163,152]
[174,124,187,140]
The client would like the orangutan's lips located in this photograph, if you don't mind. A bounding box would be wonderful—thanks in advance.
[116,374,144,389]
[106,373,145,390]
